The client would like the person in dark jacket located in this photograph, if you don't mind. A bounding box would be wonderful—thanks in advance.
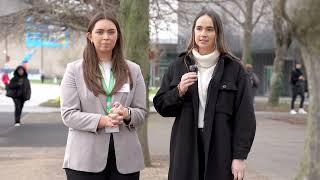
[290,63,307,114]
[7,66,31,126]
[153,9,256,180]
[245,64,260,104]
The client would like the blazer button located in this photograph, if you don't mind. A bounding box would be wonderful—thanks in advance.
[222,85,227,89]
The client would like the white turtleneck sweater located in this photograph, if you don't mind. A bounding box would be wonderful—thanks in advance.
[192,49,220,128]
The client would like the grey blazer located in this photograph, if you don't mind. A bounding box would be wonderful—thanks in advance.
[60,59,147,173]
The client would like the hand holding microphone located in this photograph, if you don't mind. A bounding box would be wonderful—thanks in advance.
[177,65,198,97]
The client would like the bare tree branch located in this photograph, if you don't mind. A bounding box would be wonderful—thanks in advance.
[252,0,268,27]
[213,1,245,26]
[232,0,246,14]
[0,0,119,35]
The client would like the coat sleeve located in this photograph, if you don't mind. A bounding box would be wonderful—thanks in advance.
[232,71,256,160]
[252,72,260,88]
[153,62,184,117]
[60,63,101,133]
[8,78,20,89]
[126,65,147,128]
[24,79,31,100]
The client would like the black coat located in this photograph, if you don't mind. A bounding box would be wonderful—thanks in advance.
[290,69,305,93]
[7,67,31,101]
[153,53,256,180]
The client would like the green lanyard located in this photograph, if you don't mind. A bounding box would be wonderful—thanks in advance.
[99,64,115,113]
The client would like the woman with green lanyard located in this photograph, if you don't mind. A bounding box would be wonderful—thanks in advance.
[60,12,147,180]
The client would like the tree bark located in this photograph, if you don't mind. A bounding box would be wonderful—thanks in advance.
[268,46,285,105]
[281,0,320,179]
[241,0,254,64]
[268,0,291,106]
[296,45,320,180]
[242,28,253,64]
[119,0,151,167]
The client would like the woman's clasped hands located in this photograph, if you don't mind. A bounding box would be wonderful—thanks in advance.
[98,102,130,128]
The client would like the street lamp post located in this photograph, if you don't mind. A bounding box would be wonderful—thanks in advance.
[4,31,8,65]
[40,38,44,83]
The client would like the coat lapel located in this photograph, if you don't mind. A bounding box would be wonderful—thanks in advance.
[112,92,124,105]
[98,94,107,114]
[203,57,225,172]
[185,55,200,126]
[191,81,199,126]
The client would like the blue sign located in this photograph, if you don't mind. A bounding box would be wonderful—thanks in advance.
[21,49,36,63]
[24,17,69,48]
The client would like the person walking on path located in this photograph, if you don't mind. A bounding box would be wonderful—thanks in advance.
[60,12,147,180]
[245,64,260,104]
[6,66,31,126]
[290,62,307,114]
[153,9,256,180]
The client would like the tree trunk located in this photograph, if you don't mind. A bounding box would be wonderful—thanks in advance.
[241,0,254,64]
[268,46,285,105]
[242,29,253,64]
[268,0,291,106]
[119,0,151,166]
[295,46,320,180]
[282,0,320,179]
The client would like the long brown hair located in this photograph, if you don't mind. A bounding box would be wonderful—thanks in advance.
[83,12,131,96]
[185,9,237,59]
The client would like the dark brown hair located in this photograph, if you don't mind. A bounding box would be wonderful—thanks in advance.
[186,9,236,58]
[83,12,131,96]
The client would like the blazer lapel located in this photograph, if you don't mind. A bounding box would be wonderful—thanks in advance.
[98,94,107,114]
[112,92,124,105]
[98,92,124,113]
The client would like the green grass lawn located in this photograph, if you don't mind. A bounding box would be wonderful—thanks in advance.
[149,87,159,97]
[30,79,61,84]
[40,87,160,108]
[39,96,60,107]
[40,86,299,113]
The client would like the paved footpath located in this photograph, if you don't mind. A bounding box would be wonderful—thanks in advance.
[247,112,305,180]
[0,111,305,180]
